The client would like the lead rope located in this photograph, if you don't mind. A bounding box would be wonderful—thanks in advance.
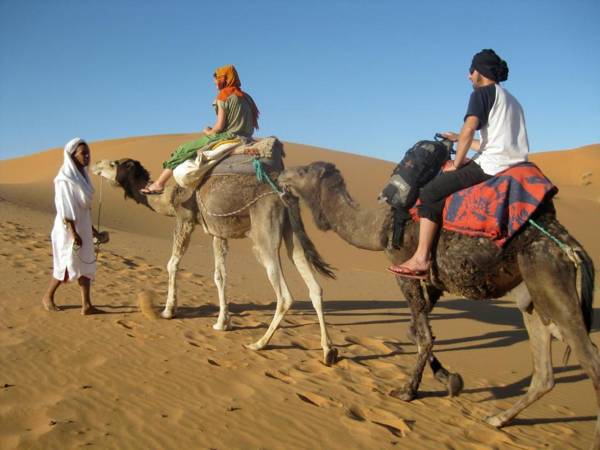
[252,156,291,207]
[528,218,581,266]
[75,176,104,264]
[253,157,283,194]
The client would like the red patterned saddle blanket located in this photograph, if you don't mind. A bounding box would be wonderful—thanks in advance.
[439,162,557,246]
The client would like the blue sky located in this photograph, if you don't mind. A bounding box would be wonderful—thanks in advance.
[1,0,598,162]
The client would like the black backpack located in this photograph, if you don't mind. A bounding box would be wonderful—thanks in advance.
[379,134,454,248]
[379,134,454,209]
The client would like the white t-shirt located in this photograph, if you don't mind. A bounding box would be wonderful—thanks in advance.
[465,84,529,175]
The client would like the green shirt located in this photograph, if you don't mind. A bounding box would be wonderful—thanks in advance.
[215,94,256,138]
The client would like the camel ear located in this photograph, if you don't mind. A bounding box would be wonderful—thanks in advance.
[314,162,335,177]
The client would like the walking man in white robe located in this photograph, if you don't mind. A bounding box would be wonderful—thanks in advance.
[42,137,108,315]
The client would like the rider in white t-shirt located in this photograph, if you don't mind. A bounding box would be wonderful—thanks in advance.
[389,49,529,279]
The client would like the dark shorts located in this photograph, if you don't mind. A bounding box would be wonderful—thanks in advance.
[417,161,492,223]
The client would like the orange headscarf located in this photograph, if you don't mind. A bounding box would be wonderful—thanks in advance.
[214,65,259,129]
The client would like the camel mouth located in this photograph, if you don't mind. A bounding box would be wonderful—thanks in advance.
[91,161,107,176]
[277,170,296,191]
[91,160,118,184]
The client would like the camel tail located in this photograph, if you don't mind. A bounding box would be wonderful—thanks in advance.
[284,194,336,279]
[577,249,595,334]
[562,249,595,366]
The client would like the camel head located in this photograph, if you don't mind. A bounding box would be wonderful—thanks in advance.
[278,161,338,197]
[92,158,151,200]
[92,159,180,216]
[279,162,350,231]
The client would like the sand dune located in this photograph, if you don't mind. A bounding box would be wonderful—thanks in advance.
[1,136,599,449]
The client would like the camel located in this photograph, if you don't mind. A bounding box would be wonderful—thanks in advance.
[91,158,339,365]
[278,161,599,446]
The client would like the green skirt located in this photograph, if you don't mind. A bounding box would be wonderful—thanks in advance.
[163,131,235,170]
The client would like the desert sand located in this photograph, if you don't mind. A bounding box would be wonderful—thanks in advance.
[0,135,599,449]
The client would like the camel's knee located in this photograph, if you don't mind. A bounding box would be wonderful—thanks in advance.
[276,298,293,315]
[167,258,180,275]
[530,370,555,394]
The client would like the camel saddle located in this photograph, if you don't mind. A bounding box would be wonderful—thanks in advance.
[393,162,557,248]
[439,162,557,246]
[172,137,285,189]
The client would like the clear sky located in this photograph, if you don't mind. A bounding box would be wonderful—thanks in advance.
[1,0,598,162]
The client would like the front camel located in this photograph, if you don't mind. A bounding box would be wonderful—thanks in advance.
[92,158,339,366]
[278,161,600,447]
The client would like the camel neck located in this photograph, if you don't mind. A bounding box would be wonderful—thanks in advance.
[125,178,176,216]
[319,185,389,251]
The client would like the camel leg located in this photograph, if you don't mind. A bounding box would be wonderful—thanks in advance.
[400,278,464,396]
[245,212,294,352]
[284,225,337,366]
[212,236,231,331]
[560,322,600,450]
[161,218,195,319]
[497,249,600,448]
[486,307,554,427]
[390,280,434,401]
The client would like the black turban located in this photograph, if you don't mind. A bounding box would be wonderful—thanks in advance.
[470,49,509,82]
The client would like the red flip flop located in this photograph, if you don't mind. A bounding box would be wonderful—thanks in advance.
[387,265,428,280]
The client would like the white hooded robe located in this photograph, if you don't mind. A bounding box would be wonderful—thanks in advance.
[51,137,96,281]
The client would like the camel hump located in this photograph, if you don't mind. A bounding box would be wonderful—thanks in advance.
[211,137,285,176]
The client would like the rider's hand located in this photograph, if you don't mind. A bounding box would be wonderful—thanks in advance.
[440,131,459,142]
[442,160,457,172]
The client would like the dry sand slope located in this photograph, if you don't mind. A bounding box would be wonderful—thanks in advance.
[0,136,599,449]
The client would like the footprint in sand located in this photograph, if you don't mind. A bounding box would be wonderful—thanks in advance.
[115,319,141,331]
[344,335,395,354]
[296,391,331,407]
[341,404,413,438]
[264,370,295,385]
[549,404,577,416]
[291,359,328,375]
[252,348,289,362]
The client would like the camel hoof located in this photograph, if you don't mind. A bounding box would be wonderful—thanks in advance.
[212,320,231,331]
[324,347,339,366]
[389,385,416,402]
[447,372,464,397]
[244,341,264,351]
[484,415,505,428]
[161,309,174,319]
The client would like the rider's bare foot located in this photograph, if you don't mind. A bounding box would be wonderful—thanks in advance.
[81,305,103,315]
[390,256,431,274]
[42,296,61,312]
[140,182,164,195]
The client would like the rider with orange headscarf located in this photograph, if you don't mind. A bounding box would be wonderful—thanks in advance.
[142,65,259,194]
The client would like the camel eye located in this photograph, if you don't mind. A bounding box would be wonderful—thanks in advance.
[298,168,306,176]
[109,161,116,168]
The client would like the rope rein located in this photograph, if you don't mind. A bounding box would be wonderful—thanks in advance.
[199,191,278,217]
[528,218,581,266]
[253,157,283,194]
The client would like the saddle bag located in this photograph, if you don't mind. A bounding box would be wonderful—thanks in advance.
[379,134,454,209]
[379,134,454,248]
